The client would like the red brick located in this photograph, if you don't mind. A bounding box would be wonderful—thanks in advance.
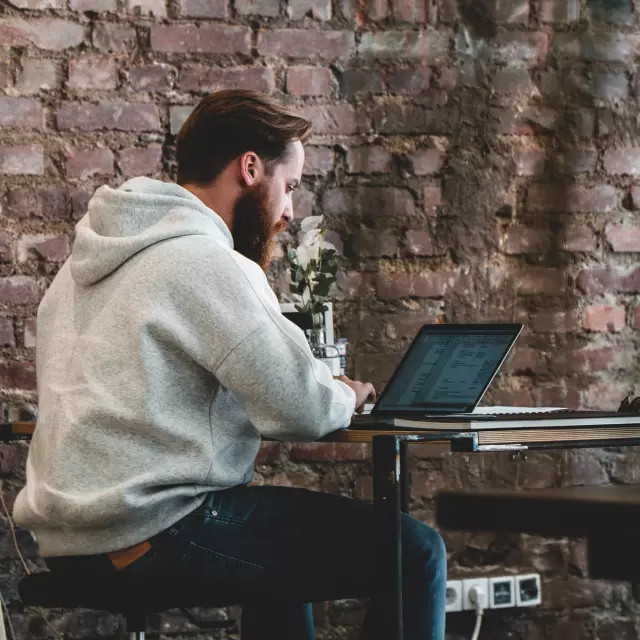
[591,72,628,102]
[0,146,44,175]
[490,0,529,22]
[254,441,281,465]
[0,233,9,262]
[4,187,69,219]
[339,68,384,98]
[71,0,115,10]
[506,347,546,374]
[179,0,225,16]
[387,66,430,94]
[561,222,597,252]
[93,24,136,52]
[526,184,618,212]
[540,0,579,22]
[371,104,453,135]
[634,307,640,330]
[0,360,36,391]
[376,268,460,299]
[562,347,624,374]
[605,223,640,252]
[323,187,415,218]
[0,60,8,89]
[0,98,43,128]
[630,184,640,210]
[67,148,114,179]
[298,105,361,135]
[504,225,550,254]
[516,268,567,295]
[0,18,84,51]
[129,64,171,92]
[18,234,69,262]
[0,276,39,304]
[492,106,558,134]
[289,442,369,461]
[151,24,251,54]
[119,145,162,177]
[71,188,93,220]
[68,55,117,90]
[391,0,429,21]
[410,148,444,175]
[513,147,545,176]
[23,317,36,348]
[57,102,161,132]
[346,146,391,173]
[554,32,640,62]
[292,189,314,219]
[16,58,58,93]
[491,31,549,64]
[343,0,388,21]
[581,380,630,411]
[286,66,335,96]
[555,149,597,174]
[358,28,450,60]
[529,310,580,333]
[236,0,279,15]
[257,29,354,60]
[124,0,165,15]
[577,266,640,294]
[330,270,363,299]
[354,229,399,257]
[0,317,14,347]
[302,146,334,175]
[584,305,626,332]
[405,229,434,256]
[354,475,373,501]
[289,0,331,19]
[491,67,535,102]
[179,65,275,93]
[423,185,441,216]
[604,148,640,176]
[12,0,63,8]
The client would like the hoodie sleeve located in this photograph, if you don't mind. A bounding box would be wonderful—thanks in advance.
[214,320,356,441]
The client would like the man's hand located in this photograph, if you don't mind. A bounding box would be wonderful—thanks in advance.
[334,375,376,414]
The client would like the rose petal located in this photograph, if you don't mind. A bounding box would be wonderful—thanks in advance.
[300,215,323,233]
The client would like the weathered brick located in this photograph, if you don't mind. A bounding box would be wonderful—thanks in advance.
[0,233,9,262]
[16,58,57,93]
[490,67,536,102]
[298,105,362,135]
[371,104,454,135]
[93,24,136,52]
[540,0,579,22]
[577,266,640,294]
[584,305,626,332]
[331,270,363,299]
[0,317,14,347]
[405,229,434,255]
[179,0,225,17]
[0,360,36,390]
[526,184,618,212]
[57,102,161,132]
[358,28,450,60]
[506,346,546,374]
[286,66,335,96]
[23,317,36,348]
[257,29,354,60]
[124,0,166,16]
[0,98,43,128]
[346,146,391,173]
[119,145,162,177]
[529,309,580,333]
[423,185,441,216]
[151,24,251,54]
[0,146,44,175]
[71,188,92,220]
[555,149,597,174]
[604,148,640,175]
[0,60,8,89]
[562,346,631,374]
[492,105,558,134]
[289,442,369,461]
[354,229,399,257]
[561,222,597,252]
[71,0,116,10]
[302,146,334,175]
[323,187,415,219]
[169,105,193,135]
[387,66,430,94]
[292,189,314,219]
[68,55,117,90]
[376,268,460,299]
[179,65,275,93]
[5,187,69,219]
[630,184,640,209]
[490,0,529,22]
[0,276,39,304]
[0,18,85,51]
[18,234,69,263]
[604,222,640,252]
[489,31,549,64]
[236,0,279,16]
[12,0,62,8]
[289,0,331,19]
[591,72,628,102]
[514,147,545,176]
[129,64,171,92]
[342,0,388,21]
[516,268,567,295]
[587,0,632,24]
[391,0,428,21]
[504,225,550,254]
[410,148,444,175]
[254,441,281,465]
[66,148,114,179]
[339,68,384,99]
[554,32,640,62]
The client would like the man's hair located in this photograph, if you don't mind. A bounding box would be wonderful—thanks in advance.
[176,89,313,186]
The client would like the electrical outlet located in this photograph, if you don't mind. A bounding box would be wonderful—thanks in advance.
[516,573,542,607]
[445,580,463,613]
[489,575,516,609]
[462,577,488,611]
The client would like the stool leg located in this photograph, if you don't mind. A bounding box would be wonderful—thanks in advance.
[128,633,144,640]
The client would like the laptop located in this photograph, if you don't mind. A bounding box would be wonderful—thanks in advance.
[351,323,524,424]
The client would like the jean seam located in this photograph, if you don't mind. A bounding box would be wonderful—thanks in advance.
[187,541,265,571]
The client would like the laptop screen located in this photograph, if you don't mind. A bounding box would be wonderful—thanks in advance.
[374,324,523,415]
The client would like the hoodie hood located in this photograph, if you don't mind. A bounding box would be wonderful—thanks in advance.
[70,177,234,286]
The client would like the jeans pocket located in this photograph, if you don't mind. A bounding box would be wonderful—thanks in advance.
[182,541,265,583]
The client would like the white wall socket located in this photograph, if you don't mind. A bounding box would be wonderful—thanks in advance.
[462,577,488,611]
[489,575,516,609]
[516,573,542,607]
[445,579,463,613]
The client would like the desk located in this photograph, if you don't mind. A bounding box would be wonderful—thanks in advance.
[5,421,640,640]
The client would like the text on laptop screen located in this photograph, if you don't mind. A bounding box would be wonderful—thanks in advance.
[376,326,520,414]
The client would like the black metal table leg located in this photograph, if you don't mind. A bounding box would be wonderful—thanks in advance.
[373,435,403,640]
[400,440,409,514]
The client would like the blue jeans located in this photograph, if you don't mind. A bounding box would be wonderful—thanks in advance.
[45,485,446,640]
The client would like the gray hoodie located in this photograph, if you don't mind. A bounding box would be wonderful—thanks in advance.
[13,177,356,557]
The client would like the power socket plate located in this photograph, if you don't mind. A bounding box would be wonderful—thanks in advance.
[489,575,516,609]
[462,577,488,611]
[516,573,542,607]
[445,580,463,613]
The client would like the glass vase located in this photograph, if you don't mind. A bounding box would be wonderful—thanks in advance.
[306,326,341,376]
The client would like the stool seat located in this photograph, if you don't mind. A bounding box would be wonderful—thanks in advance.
[19,571,251,615]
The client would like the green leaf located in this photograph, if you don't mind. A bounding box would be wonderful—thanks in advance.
[313,280,331,297]
[311,301,329,315]
[287,248,297,262]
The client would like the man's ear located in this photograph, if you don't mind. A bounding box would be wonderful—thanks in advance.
[239,151,262,187]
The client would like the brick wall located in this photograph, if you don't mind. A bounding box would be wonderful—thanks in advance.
[1,0,640,636]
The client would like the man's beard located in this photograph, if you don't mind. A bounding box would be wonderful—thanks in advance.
[231,183,286,272]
